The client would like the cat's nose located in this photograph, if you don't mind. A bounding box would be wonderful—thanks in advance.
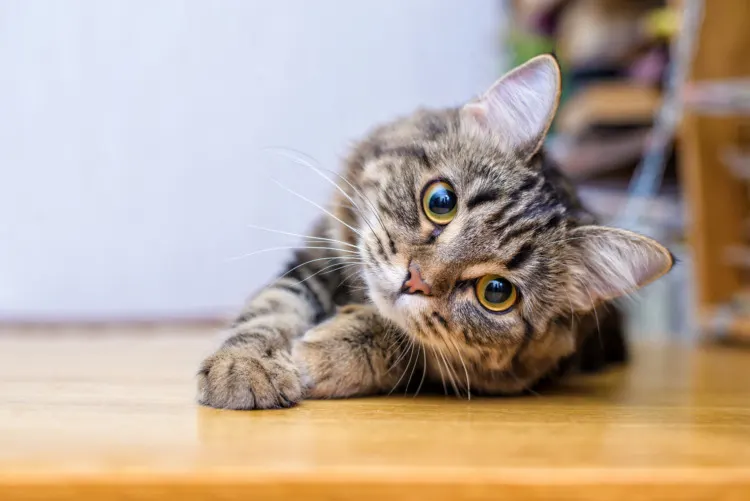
[401,263,432,296]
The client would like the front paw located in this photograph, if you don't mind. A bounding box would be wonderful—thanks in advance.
[293,306,395,399]
[197,343,303,410]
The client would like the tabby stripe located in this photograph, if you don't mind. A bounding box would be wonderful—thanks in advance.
[378,200,398,219]
[543,213,564,232]
[423,314,437,333]
[504,315,535,376]
[232,307,274,326]
[466,189,499,210]
[274,283,306,297]
[489,194,521,222]
[432,312,449,329]
[224,331,273,347]
[500,223,537,244]
[388,237,397,255]
[284,269,327,321]
[517,175,540,192]
[506,243,534,270]
[362,347,376,376]
[522,316,535,342]
[492,211,526,236]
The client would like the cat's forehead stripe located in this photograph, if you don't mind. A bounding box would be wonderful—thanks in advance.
[465,188,499,210]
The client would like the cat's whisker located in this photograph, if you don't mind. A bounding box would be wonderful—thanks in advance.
[403,339,421,396]
[267,148,381,239]
[328,201,357,211]
[264,147,380,234]
[316,262,365,278]
[265,146,390,238]
[336,268,364,291]
[388,338,417,396]
[385,331,407,358]
[291,260,364,286]
[228,245,359,261]
[329,264,365,281]
[565,295,577,330]
[577,277,603,350]
[277,256,361,281]
[386,333,412,372]
[446,335,471,399]
[413,344,428,398]
[319,165,389,236]
[246,223,359,249]
[270,178,363,237]
[428,344,449,397]
[381,328,397,354]
[436,343,461,397]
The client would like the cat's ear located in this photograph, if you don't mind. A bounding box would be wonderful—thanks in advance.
[462,54,561,158]
[568,226,674,311]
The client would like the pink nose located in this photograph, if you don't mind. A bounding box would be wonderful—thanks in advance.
[402,263,432,296]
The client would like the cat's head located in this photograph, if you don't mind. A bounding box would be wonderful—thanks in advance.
[347,55,673,366]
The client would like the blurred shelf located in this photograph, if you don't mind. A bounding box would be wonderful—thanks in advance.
[679,0,750,345]
[701,305,750,342]
[556,83,661,137]
[683,79,750,115]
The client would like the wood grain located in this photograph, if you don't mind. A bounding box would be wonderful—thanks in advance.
[1,333,749,500]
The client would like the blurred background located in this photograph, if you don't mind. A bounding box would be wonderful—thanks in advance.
[1,0,747,346]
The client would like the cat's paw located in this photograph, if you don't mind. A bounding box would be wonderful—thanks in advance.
[293,305,394,399]
[197,343,303,410]
[293,336,340,399]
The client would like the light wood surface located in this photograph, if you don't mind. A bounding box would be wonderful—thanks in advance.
[1,332,749,500]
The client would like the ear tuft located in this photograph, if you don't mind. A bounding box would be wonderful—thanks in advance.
[462,54,561,157]
[568,226,674,311]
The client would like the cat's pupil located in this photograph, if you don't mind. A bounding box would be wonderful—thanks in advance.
[484,278,512,304]
[428,188,456,215]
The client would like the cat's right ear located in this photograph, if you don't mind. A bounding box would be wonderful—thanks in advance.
[462,54,561,159]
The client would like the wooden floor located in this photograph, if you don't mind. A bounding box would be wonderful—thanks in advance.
[1,331,749,500]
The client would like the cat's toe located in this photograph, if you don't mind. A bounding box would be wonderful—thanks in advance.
[197,345,303,410]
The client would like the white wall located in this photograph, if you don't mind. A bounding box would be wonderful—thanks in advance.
[0,0,505,320]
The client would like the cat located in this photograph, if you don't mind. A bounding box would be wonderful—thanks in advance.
[197,54,674,410]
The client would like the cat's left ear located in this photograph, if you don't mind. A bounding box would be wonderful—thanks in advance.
[568,226,674,311]
[463,54,561,158]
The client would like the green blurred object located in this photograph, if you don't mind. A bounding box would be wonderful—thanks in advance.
[508,28,555,68]
[506,28,571,135]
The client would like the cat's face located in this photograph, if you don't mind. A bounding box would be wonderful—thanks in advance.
[349,56,673,366]
[357,120,575,363]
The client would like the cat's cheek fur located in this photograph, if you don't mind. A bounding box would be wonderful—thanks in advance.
[362,265,407,322]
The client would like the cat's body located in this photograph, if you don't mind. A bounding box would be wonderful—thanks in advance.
[197,56,672,410]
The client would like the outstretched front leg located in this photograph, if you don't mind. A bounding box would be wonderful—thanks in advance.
[294,305,418,399]
[197,245,341,410]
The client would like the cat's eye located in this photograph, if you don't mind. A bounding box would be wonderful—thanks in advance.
[475,275,518,313]
[422,181,457,225]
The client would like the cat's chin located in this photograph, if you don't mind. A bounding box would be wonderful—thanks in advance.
[368,288,431,333]
[367,288,406,327]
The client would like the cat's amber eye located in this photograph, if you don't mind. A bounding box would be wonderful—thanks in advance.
[475,275,518,313]
[422,181,457,225]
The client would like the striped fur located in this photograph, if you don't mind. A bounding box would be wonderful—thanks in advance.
[197,56,673,410]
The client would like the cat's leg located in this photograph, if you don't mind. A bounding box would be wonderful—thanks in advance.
[293,305,416,399]
[197,256,336,410]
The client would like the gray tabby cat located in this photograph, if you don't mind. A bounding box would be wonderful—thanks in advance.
[197,55,673,410]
